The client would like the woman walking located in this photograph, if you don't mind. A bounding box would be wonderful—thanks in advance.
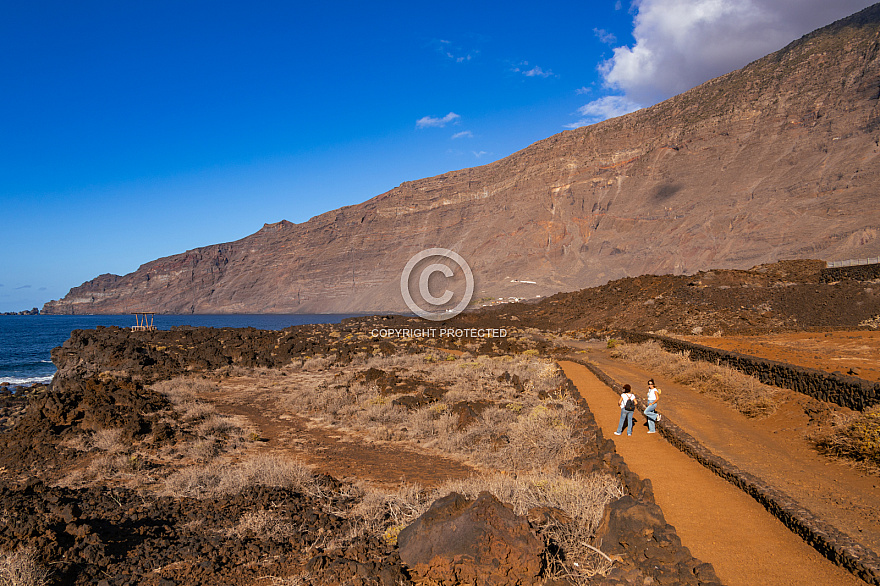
[614,384,637,436]
[644,379,662,433]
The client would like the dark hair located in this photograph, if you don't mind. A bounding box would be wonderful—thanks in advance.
[623,384,631,392]
[648,379,655,385]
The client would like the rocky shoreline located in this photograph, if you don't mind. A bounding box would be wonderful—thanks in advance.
[0,320,722,585]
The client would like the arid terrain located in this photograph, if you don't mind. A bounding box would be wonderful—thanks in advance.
[4,279,880,584]
[0,324,726,585]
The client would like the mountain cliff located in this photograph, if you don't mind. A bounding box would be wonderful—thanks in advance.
[44,5,880,315]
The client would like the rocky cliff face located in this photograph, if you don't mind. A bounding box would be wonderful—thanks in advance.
[44,5,880,315]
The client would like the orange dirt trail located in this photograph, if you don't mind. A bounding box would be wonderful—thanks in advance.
[558,360,865,586]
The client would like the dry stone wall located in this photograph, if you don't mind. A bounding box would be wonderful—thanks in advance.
[821,263,880,283]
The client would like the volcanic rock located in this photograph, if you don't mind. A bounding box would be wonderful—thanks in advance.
[397,491,543,585]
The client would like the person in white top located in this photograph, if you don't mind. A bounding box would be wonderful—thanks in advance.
[613,384,637,436]
[644,379,662,433]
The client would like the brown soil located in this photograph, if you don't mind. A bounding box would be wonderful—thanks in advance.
[202,374,476,489]
[559,358,868,586]
[685,330,880,382]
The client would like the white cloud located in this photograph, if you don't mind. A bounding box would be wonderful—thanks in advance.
[434,39,477,63]
[600,0,876,105]
[513,61,555,78]
[473,150,488,158]
[593,28,617,44]
[566,95,642,128]
[524,66,553,78]
[416,112,461,129]
[452,130,473,139]
[575,87,591,95]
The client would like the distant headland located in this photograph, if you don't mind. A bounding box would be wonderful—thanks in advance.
[0,308,40,316]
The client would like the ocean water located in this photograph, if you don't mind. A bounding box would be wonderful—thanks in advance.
[0,314,364,386]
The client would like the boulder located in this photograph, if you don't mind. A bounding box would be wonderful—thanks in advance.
[593,495,667,555]
[398,491,543,585]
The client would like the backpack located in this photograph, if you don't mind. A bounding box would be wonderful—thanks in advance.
[624,395,635,411]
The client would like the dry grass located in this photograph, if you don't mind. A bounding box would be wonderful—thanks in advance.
[179,400,217,422]
[437,472,623,533]
[254,349,623,580]
[48,350,624,583]
[342,483,432,543]
[282,351,582,473]
[809,406,880,470]
[611,341,782,417]
[55,375,258,490]
[227,509,296,541]
[91,428,125,452]
[151,377,218,404]
[162,453,319,499]
[0,547,50,586]
[196,414,252,439]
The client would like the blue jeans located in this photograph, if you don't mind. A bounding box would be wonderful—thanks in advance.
[644,403,659,432]
[616,409,634,435]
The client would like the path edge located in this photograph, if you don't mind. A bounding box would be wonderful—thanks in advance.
[567,355,880,586]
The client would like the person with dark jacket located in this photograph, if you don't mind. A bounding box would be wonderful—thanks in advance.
[614,384,637,436]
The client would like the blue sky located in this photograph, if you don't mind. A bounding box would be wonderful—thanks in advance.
[1,0,874,312]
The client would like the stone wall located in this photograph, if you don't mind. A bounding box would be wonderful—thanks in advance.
[618,331,880,411]
[821,263,880,283]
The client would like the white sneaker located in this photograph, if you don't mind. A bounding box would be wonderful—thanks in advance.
[647,431,657,434]
[613,432,622,435]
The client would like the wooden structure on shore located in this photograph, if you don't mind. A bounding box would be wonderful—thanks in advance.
[132,312,157,332]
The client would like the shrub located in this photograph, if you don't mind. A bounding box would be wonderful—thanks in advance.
[180,400,217,422]
[0,547,50,586]
[344,483,430,540]
[197,415,253,441]
[227,509,295,541]
[810,406,880,468]
[302,355,336,372]
[91,428,125,453]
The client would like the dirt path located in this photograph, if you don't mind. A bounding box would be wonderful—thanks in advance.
[202,379,476,489]
[559,360,866,586]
